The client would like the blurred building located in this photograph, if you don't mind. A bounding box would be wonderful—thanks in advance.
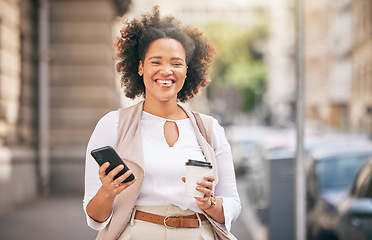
[265,0,296,127]
[266,0,353,129]
[266,0,372,136]
[350,0,372,134]
[305,0,352,130]
[304,0,372,134]
[124,0,267,29]
[0,0,130,215]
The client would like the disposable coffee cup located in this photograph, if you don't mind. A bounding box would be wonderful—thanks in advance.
[185,159,213,198]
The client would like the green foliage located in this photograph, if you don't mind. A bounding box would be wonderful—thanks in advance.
[202,22,268,112]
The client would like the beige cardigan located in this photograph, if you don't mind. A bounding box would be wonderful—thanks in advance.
[96,101,219,240]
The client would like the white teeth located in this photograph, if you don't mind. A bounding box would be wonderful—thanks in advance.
[157,80,173,84]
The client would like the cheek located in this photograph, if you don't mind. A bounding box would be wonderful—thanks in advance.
[181,70,187,81]
[178,78,186,89]
[179,69,187,78]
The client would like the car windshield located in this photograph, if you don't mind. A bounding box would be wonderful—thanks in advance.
[316,155,370,193]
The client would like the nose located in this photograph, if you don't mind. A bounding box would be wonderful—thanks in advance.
[160,64,173,75]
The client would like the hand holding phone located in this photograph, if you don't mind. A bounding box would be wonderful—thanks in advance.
[91,146,135,183]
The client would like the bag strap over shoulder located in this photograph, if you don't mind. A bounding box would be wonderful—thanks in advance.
[192,112,214,147]
[192,112,209,145]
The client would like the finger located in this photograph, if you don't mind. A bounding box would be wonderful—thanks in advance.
[195,185,212,196]
[116,177,136,192]
[196,180,213,190]
[110,174,136,195]
[107,164,124,179]
[203,175,215,182]
[114,170,134,185]
[99,162,110,177]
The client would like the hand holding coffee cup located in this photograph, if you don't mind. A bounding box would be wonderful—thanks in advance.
[185,159,213,198]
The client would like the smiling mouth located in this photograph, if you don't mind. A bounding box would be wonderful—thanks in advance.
[155,79,175,87]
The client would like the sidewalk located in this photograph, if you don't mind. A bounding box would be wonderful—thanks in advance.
[0,195,96,240]
[0,194,254,240]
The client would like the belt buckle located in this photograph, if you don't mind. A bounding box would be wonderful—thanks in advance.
[164,215,179,228]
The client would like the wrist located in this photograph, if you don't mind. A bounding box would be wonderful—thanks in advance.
[99,186,117,200]
[203,194,216,211]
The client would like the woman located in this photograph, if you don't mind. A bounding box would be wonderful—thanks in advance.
[83,6,241,240]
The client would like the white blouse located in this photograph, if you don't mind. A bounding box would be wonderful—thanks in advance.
[83,110,241,232]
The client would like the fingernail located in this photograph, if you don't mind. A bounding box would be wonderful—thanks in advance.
[196,181,202,184]
[119,165,124,169]
[195,186,200,190]
[105,162,109,166]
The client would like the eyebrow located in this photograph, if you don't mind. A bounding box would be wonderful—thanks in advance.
[149,56,185,62]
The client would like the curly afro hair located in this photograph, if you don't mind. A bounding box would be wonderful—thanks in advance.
[114,6,215,102]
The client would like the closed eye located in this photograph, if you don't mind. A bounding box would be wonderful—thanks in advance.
[173,63,183,67]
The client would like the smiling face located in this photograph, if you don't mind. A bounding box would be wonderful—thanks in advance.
[138,38,187,104]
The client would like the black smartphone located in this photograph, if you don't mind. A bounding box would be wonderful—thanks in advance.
[91,146,135,183]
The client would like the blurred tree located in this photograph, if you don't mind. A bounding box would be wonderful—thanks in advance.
[202,22,268,113]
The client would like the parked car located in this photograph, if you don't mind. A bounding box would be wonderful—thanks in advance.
[232,127,324,217]
[336,158,372,240]
[224,125,272,173]
[225,125,276,213]
[306,144,372,240]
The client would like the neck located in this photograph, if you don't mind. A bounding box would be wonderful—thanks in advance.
[143,99,187,120]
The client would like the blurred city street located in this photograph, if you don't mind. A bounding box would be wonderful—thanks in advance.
[1,1,372,240]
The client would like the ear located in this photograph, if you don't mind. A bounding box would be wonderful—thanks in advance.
[138,60,143,76]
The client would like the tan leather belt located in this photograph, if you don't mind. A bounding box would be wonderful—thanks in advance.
[134,210,208,228]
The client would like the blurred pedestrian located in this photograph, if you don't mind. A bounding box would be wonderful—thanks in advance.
[83,6,241,240]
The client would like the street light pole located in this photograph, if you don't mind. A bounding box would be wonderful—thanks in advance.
[295,0,306,240]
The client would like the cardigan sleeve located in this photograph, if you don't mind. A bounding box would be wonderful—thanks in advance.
[212,118,242,232]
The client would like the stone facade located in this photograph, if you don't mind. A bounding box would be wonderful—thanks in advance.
[304,0,353,130]
[266,0,368,132]
[48,0,122,194]
[0,0,130,215]
[0,0,39,216]
[303,0,372,133]
[266,0,353,128]
[350,0,372,134]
